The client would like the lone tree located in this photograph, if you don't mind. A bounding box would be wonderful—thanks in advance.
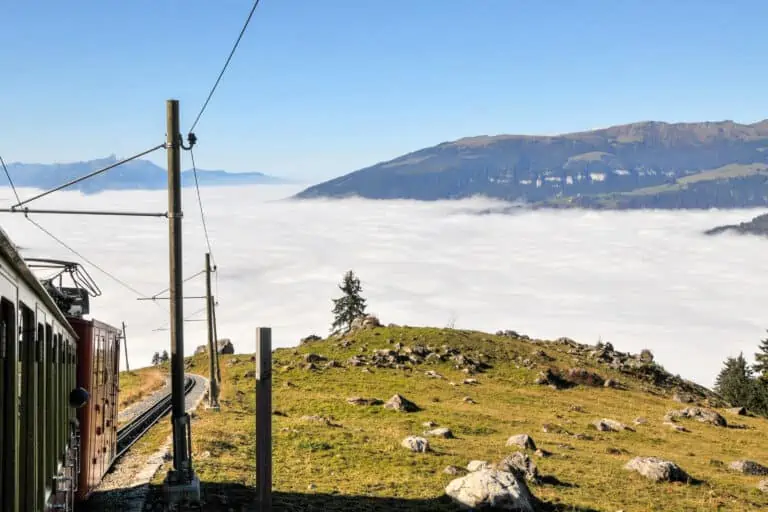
[755,333,768,381]
[331,270,367,333]
[151,351,160,365]
[715,352,756,408]
[160,350,169,363]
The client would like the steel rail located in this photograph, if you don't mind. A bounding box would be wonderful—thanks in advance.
[115,377,196,460]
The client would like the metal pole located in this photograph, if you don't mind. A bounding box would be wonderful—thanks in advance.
[122,322,130,372]
[205,253,220,409]
[164,99,196,493]
[255,327,272,511]
[211,296,222,383]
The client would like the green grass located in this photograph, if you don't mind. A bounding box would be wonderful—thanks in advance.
[146,326,767,511]
[118,366,166,414]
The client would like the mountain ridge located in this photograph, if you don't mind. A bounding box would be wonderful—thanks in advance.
[295,119,768,209]
[3,155,289,194]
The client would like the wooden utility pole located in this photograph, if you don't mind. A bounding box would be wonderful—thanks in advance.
[211,295,222,383]
[122,321,130,372]
[255,327,272,510]
[205,253,220,409]
[163,99,199,502]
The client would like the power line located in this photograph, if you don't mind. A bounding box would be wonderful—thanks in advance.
[189,149,215,265]
[0,155,22,205]
[25,216,159,304]
[188,0,262,133]
[148,269,205,299]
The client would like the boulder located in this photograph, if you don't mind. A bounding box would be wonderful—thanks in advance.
[467,460,491,472]
[445,469,537,511]
[663,422,689,433]
[425,427,454,439]
[496,452,540,483]
[346,396,382,406]
[592,419,634,432]
[401,436,430,453]
[633,417,648,425]
[444,465,466,476]
[639,349,654,362]
[729,460,768,476]
[304,353,327,363]
[505,434,537,451]
[672,391,695,404]
[566,368,605,387]
[759,480,768,493]
[216,338,235,354]
[727,406,747,416]
[384,394,419,412]
[300,415,336,426]
[665,407,727,427]
[194,345,207,355]
[624,456,691,483]
[425,370,444,379]
[351,315,381,330]
[300,334,321,345]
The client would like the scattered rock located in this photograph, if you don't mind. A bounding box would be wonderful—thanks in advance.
[425,370,444,379]
[541,423,568,434]
[401,436,430,453]
[672,391,695,404]
[351,315,381,330]
[194,345,207,355]
[606,447,629,456]
[592,419,634,432]
[462,396,477,404]
[566,368,605,387]
[624,456,691,483]
[663,422,689,433]
[324,360,342,369]
[244,370,256,378]
[445,469,536,512]
[758,480,768,493]
[300,415,337,427]
[300,334,321,345]
[467,460,492,472]
[506,434,537,451]
[384,394,420,412]
[346,396,382,406]
[307,483,317,491]
[304,353,327,363]
[422,421,438,428]
[729,460,768,476]
[639,349,654,363]
[665,407,727,427]
[496,452,540,483]
[217,338,235,354]
[303,363,318,372]
[463,378,479,385]
[425,427,454,439]
[534,449,551,458]
[727,406,747,416]
[444,465,466,476]
[604,378,620,389]
[633,417,648,425]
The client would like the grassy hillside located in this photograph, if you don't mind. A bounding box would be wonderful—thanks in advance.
[143,324,766,511]
[118,365,166,412]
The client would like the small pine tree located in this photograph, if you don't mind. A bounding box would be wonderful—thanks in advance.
[151,352,160,365]
[715,353,755,407]
[161,349,169,363]
[331,270,367,333]
[754,333,768,381]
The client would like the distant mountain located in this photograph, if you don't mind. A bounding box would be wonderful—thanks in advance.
[295,120,768,209]
[705,212,768,237]
[3,155,288,194]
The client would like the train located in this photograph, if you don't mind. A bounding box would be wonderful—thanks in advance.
[0,226,123,512]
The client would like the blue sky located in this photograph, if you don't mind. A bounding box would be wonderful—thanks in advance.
[2,1,768,182]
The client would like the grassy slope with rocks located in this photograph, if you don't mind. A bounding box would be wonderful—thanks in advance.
[118,365,166,412]
[133,324,767,511]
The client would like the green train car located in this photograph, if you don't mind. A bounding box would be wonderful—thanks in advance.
[0,226,121,511]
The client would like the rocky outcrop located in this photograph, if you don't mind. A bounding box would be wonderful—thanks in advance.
[217,338,235,354]
[425,427,454,439]
[664,407,727,427]
[505,434,537,451]
[706,213,768,237]
[445,469,537,511]
[496,452,540,483]
[624,457,691,483]
[592,419,634,432]
[729,460,768,476]
[384,394,419,412]
[401,436,430,453]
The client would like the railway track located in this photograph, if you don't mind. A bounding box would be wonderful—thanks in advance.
[115,376,196,459]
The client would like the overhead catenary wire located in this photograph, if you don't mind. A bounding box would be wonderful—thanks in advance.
[187,0,262,134]
[12,143,165,209]
[147,269,205,299]
[189,149,216,266]
[0,155,22,204]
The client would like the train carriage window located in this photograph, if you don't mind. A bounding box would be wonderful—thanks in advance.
[1,297,17,511]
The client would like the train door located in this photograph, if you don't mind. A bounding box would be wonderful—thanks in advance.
[35,307,49,508]
[18,302,37,512]
[0,272,19,512]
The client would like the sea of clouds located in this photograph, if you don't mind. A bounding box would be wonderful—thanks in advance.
[1,184,766,388]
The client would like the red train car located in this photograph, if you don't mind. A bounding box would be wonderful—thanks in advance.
[70,317,122,502]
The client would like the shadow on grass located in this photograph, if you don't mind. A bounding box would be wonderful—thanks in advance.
[86,481,602,512]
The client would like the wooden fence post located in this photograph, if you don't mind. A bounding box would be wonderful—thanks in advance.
[255,327,272,510]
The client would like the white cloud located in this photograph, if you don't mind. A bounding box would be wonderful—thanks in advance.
[1,185,765,389]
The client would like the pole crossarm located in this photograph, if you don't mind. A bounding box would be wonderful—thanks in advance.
[0,207,167,217]
[11,143,165,209]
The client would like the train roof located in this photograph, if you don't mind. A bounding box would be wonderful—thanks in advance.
[0,224,78,339]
